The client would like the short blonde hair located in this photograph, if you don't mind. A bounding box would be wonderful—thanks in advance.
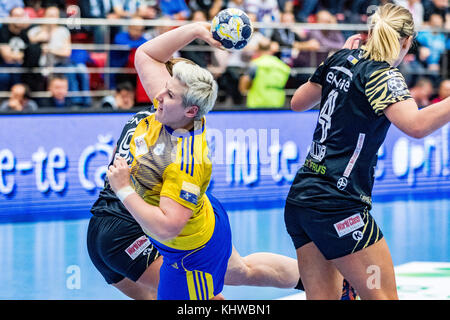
[363,3,415,64]
[171,61,218,120]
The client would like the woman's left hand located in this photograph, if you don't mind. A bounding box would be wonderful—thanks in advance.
[106,156,132,193]
[343,34,362,50]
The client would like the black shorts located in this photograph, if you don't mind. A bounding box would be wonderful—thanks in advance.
[284,201,383,260]
[87,214,160,284]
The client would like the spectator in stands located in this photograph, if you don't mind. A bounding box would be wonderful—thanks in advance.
[110,16,148,88]
[28,6,91,107]
[409,77,434,108]
[27,6,71,68]
[246,0,281,38]
[108,0,143,18]
[226,0,245,11]
[107,0,154,41]
[79,0,113,43]
[318,0,346,21]
[0,83,38,111]
[416,12,448,72]
[293,0,318,22]
[0,6,30,91]
[159,0,190,20]
[100,81,135,110]
[188,0,222,20]
[0,0,24,18]
[308,9,345,55]
[239,37,291,108]
[349,0,394,24]
[431,79,450,104]
[423,0,449,26]
[394,0,424,28]
[213,11,275,106]
[271,11,315,66]
[38,74,72,108]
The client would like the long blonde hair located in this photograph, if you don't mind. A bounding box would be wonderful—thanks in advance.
[363,3,415,64]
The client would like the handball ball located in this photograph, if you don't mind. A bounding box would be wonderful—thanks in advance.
[211,8,253,50]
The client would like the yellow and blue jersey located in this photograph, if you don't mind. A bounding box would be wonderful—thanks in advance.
[92,106,232,299]
[127,112,215,251]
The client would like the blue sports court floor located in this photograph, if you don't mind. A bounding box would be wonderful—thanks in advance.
[0,197,449,300]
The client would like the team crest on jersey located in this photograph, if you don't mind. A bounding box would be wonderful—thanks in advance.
[153,143,165,156]
[388,77,407,92]
[180,181,200,205]
[134,133,149,156]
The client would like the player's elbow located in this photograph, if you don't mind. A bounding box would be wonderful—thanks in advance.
[134,47,145,70]
[155,222,185,241]
[407,125,429,139]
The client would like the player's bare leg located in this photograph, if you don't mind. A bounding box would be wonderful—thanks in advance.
[296,242,343,300]
[225,246,299,288]
[332,238,398,300]
[112,255,163,300]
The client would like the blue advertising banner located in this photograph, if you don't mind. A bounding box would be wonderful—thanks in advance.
[0,110,449,222]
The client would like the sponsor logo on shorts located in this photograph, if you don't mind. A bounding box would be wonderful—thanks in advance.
[352,230,364,241]
[334,213,365,237]
[125,235,151,260]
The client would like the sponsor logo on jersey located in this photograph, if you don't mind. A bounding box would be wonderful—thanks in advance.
[309,141,327,161]
[304,158,327,175]
[334,213,365,237]
[337,177,348,190]
[125,235,151,260]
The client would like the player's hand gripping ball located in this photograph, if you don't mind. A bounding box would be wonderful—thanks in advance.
[211,8,253,50]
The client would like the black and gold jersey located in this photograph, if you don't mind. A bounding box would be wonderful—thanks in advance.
[287,48,412,211]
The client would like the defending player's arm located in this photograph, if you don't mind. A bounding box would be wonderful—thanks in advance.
[365,67,450,138]
[384,96,450,139]
[291,82,322,112]
[134,22,222,102]
[107,157,192,241]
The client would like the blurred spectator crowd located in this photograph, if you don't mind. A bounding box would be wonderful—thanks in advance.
[0,0,448,112]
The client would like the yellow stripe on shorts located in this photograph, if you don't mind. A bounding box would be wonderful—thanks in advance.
[186,270,214,300]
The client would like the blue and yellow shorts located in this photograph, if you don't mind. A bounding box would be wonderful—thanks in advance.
[150,194,232,300]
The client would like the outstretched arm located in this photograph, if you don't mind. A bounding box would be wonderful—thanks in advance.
[134,22,222,102]
[384,96,450,139]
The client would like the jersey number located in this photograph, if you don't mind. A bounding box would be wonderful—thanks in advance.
[318,89,338,143]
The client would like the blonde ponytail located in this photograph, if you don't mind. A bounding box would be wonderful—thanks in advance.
[363,4,415,64]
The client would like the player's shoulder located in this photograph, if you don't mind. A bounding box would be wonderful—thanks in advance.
[126,107,155,126]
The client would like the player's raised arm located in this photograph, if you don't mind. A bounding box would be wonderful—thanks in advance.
[134,22,222,102]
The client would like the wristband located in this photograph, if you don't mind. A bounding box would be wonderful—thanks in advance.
[116,186,136,202]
